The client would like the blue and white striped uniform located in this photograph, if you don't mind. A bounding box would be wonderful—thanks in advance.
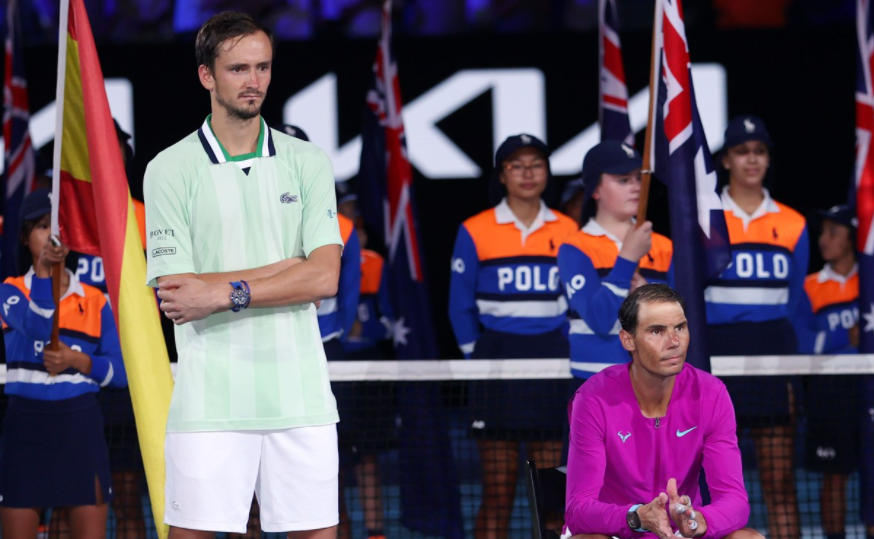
[558,220,673,379]
[795,264,859,354]
[704,188,809,327]
[448,199,578,357]
[0,269,127,400]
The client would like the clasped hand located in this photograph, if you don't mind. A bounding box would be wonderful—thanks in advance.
[637,478,706,539]
[43,341,89,376]
[157,278,220,325]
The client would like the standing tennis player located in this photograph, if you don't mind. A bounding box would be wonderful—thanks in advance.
[144,12,342,539]
[564,284,761,539]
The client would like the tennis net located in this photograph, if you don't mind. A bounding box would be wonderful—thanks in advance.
[0,355,871,539]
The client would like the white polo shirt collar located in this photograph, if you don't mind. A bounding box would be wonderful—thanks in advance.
[817,263,858,286]
[25,267,85,299]
[582,217,636,248]
[495,198,557,245]
[721,186,780,231]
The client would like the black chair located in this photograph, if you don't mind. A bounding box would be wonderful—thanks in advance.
[525,459,567,539]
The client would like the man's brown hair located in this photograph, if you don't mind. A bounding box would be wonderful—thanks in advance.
[618,284,686,334]
[195,12,274,72]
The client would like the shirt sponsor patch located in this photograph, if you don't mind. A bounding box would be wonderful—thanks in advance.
[150,229,175,241]
[151,247,177,257]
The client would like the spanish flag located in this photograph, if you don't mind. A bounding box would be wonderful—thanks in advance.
[51,0,173,537]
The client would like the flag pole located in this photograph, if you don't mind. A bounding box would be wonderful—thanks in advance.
[636,0,660,226]
[49,0,71,352]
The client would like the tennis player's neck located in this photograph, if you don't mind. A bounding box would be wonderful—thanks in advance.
[629,363,676,419]
[210,112,261,157]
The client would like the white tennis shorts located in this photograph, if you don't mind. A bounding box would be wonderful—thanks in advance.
[164,424,339,533]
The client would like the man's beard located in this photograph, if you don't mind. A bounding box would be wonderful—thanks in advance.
[216,91,262,121]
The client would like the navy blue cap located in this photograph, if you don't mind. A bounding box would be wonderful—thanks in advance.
[278,124,309,142]
[20,188,53,222]
[494,134,550,166]
[816,204,858,230]
[581,141,642,188]
[560,177,584,207]
[580,141,642,222]
[489,134,552,206]
[723,115,773,149]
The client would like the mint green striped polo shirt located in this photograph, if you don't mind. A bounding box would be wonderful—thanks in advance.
[144,116,342,432]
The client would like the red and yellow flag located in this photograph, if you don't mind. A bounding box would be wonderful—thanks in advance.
[53,1,173,537]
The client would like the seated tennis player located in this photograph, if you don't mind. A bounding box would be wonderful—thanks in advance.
[564,284,762,539]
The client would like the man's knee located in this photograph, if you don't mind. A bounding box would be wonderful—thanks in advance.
[724,527,765,539]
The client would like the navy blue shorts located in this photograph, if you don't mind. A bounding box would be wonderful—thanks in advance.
[0,394,112,508]
[707,319,799,428]
[469,328,570,441]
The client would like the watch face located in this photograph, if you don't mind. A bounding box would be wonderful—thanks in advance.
[627,509,641,529]
[231,288,248,306]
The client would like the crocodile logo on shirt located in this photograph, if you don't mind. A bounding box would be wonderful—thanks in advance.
[618,431,631,443]
[280,192,298,204]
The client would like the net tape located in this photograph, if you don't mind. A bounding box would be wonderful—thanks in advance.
[1,355,868,383]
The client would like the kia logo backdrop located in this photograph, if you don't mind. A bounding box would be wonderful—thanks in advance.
[12,28,856,357]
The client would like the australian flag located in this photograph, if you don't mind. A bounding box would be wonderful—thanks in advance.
[649,0,731,370]
[357,2,463,538]
[854,0,874,525]
[856,0,874,354]
[599,0,633,146]
[2,0,36,280]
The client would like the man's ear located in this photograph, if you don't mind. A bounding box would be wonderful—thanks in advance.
[198,65,215,91]
[619,329,635,353]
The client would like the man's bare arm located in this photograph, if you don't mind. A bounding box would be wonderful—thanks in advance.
[246,244,340,307]
[157,244,341,324]
[157,257,305,287]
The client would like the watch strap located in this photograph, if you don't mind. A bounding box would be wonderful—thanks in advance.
[628,504,648,533]
[239,280,251,309]
[229,281,251,313]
